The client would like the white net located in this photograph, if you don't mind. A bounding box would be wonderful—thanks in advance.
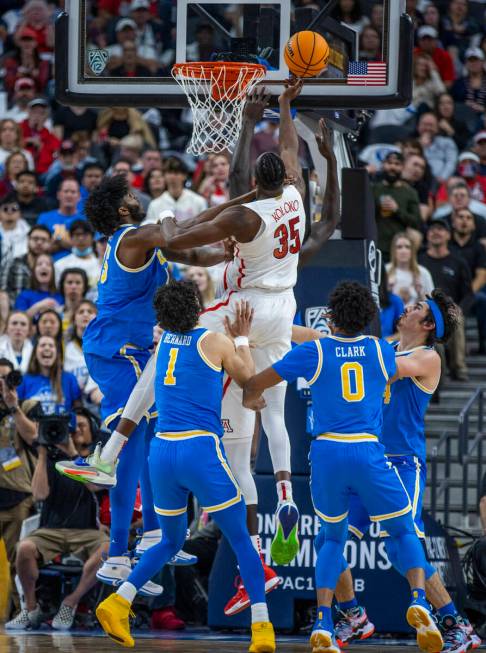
[172,62,266,156]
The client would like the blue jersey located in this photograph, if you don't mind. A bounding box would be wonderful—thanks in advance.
[382,345,435,464]
[155,327,224,437]
[274,334,396,442]
[83,225,169,357]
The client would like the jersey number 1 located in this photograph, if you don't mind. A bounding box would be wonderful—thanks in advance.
[273,217,301,259]
[341,362,365,402]
[164,348,179,385]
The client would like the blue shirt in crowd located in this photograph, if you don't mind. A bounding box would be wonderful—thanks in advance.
[37,210,86,260]
[18,371,81,415]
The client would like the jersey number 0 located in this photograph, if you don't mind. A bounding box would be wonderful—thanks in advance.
[341,362,365,402]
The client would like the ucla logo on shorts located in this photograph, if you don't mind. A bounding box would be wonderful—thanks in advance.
[87,49,109,76]
[305,306,331,335]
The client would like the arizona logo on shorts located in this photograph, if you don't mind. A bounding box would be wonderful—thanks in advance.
[221,419,234,433]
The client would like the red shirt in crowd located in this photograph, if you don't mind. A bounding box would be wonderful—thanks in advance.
[414,46,455,85]
[20,120,61,174]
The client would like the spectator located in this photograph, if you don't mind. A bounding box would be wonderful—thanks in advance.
[198,153,230,207]
[359,25,382,62]
[372,151,422,262]
[52,106,98,141]
[414,26,455,89]
[3,26,50,96]
[417,111,458,185]
[20,98,60,176]
[44,140,80,197]
[13,170,55,226]
[474,130,486,176]
[97,107,156,159]
[419,218,472,380]
[5,416,108,630]
[0,357,38,602]
[64,300,102,405]
[0,151,29,198]
[134,148,162,190]
[16,0,55,54]
[54,221,101,291]
[72,407,101,458]
[14,254,63,319]
[128,0,164,64]
[144,157,207,225]
[451,47,486,123]
[0,119,34,172]
[401,153,433,221]
[4,225,51,303]
[118,134,144,168]
[331,0,369,33]
[111,158,151,212]
[107,17,157,74]
[386,232,435,306]
[36,309,63,351]
[423,3,441,33]
[406,0,424,29]
[0,195,30,272]
[78,162,104,212]
[185,267,215,308]
[450,207,486,354]
[3,77,36,123]
[37,178,84,260]
[187,24,217,62]
[434,182,486,238]
[111,40,153,77]
[0,312,33,373]
[412,54,446,110]
[143,168,165,200]
[369,2,384,35]
[59,268,89,332]
[434,92,472,150]
[441,0,482,59]
[456,151,486,203]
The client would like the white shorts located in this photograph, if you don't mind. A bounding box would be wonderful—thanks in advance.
[199,288,296,441]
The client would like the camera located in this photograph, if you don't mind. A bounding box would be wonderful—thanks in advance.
[0,370,23,421]
[37,414,71,447]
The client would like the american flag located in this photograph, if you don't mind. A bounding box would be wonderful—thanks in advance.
[347,61,387,86]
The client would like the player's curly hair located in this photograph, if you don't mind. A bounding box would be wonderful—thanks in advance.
[154,280,201,333]
[423,288,459,345]
[328,281,377,334]
[255,152,286,191]
[84,175,128,236]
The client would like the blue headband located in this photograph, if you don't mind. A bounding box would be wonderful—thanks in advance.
[426,299,445,339]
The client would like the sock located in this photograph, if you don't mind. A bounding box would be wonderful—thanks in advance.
[251,602,269,623]
[438,602,459,619]
[339,598,358,611]
[277,480,293,503]
[100,431,128,464]
[143,529,162,539]
[316,605,333,628]
[105,555,129,563]
[117,582,137,604]
[411,588,427,603]
[250,535,262,556]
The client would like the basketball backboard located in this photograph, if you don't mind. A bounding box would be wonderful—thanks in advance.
[55,0,412,111]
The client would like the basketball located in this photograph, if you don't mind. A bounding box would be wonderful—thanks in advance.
[284,30,330,78]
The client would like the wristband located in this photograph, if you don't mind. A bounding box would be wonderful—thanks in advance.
[234,336,249,348]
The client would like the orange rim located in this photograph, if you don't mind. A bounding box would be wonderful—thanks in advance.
[172,61,266,90]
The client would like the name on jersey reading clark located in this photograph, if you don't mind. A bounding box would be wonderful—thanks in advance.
[272,199,299,223]
[163,333,193,346]
[336,345,366,358]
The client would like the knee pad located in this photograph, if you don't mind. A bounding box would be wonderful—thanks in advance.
[223,438,258,505]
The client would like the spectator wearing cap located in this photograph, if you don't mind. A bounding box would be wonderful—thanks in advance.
[414,26,455,89]
[129,0,166,70]
[419,218,472,380]
[4,26,51,96]
[144,157,207,225]
[13,170,56,227]
[434,182,486,243]
[106,18,157,74]
[4,225,51,303]
[16,0,55,54]
[416,111,458,185]
[54,220,101,290]
[3,78,36,123]
[451,47,486,122]
[44,139,80,197]
[0,118,34,172]
[372,151,422,262]
[450,207,486,354]
[20,99,60,175]
[37,178,84,260]
[441,1,482,60]
[111,158,151,212]
[455,151,486,204]
[474,131,486,176]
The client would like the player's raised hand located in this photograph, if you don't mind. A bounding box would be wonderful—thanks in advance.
[244,85,271,122]
[224,300,254,339]
[223,237,236,262]
[315,118,334,160]
[279,76,304,103]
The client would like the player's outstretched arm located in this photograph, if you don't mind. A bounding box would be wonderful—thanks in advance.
[174,189,257,230]
[299,118,339,267]
[278,77,305,198]
[393,349,441,389]
[230,86,271,198]
[292,325,323,343]
[243,368,283,409]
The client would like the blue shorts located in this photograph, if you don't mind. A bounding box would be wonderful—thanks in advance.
[149,432,242,517]
[310,440,411,526]
[348,455,426,539]
[85,346,151,427]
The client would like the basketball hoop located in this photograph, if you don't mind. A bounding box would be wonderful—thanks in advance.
[172,61,266,156]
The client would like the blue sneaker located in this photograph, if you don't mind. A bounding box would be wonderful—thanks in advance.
[406,595,443,653]
[271,501,300,565]
[168,550,198,566]
[310,611,340,653]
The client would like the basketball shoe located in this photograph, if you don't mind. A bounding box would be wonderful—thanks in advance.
[96,554,163,597]
[224,559,282,616]
[96,593,134,647]
[406,594,443,653]
[461,616,482,649]
[439,614,481,652]
[249,621,276,653]
[310,609,340,653]
[56,444,116,486]
[334,606,375,648]
[133,529,198,566]
[271,500,300,565]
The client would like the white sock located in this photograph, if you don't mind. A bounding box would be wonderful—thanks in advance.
[277,480,293,503]
[250,535,262,556]
[251,602,269,623]
[117,582,137,604]
[142,529,161,539]
[100,431,128,464]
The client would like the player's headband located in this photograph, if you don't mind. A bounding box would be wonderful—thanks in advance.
[426,299,445,339]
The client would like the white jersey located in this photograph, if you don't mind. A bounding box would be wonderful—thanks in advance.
[223,185,306,292]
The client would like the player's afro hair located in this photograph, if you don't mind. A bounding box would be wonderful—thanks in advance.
[154,280,201,334]
[255,152,286,191]
[329,281,377,334]
[423,288,459,345]
[84,175,129,236]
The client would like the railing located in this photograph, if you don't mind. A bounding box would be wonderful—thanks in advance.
[430,430,454,527]
[458,388,484,462]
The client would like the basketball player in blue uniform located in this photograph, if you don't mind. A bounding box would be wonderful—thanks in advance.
[95,282,275,653]
[57,175,232,591]
[243,281,443,653]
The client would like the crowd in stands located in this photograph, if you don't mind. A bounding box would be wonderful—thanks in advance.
[0,0,486,632]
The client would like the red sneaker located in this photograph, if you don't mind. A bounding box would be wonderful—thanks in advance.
[150,606,185,630]
[224,560,282,617]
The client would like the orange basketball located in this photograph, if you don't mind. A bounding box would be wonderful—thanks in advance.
[284,30,330,78]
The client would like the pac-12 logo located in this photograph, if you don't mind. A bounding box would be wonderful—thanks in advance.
[87,49,109,76]
[305,306,332,335]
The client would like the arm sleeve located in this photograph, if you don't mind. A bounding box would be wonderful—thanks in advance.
[378,339,397,379]
[272,340,321,384]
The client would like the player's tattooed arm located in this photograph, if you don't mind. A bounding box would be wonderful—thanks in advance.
[291,325,323,343]
[243,368,282,409]
[299,119,339,267]
[279,77,305,199]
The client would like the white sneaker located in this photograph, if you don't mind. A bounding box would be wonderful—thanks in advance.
[96,555,163,597]
[51,603,76,630]
[134,529,161,557]
[168,549,198,566]
[6,604,42,630]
